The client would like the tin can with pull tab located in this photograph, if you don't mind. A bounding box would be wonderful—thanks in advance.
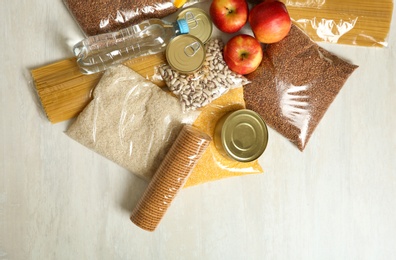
[214,109,269,162]
[177,7,213,44]
[165,34,205,74]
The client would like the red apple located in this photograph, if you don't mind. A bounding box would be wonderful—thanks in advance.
[210,0,248,34]
[249,0,291,44]
[223,34,263,75]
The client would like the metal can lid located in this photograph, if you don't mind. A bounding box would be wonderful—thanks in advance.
[166,34,205,74]
[177,8,213,44]
[216,109,268,162]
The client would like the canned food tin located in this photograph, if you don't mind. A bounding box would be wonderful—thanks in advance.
[166,34,205,74]
[177,7,213,44]
[214,109,268,162]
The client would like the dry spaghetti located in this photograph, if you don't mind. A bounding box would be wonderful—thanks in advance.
[284,0,393,47]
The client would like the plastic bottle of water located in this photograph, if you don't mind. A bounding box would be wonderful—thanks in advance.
[73,19,189,75]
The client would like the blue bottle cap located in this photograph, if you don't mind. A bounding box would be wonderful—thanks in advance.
[177,19,189,34]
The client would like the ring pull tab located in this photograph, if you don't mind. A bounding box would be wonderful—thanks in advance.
[184,41,201,57]
[185,11,198,29]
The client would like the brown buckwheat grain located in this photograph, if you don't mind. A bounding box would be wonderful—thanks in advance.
[63,0,178,36]
[244,25,358,151]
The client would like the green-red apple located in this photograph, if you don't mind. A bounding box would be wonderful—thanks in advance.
[249,0,291,43]
[210,0,248,34]
[223,34,263,75]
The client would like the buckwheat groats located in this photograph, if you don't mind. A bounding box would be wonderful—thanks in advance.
[63,0,178,36]
[244,25,358,151]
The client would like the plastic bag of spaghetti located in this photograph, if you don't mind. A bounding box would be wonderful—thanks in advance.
[66,65,200,180]
[30,53,168,124]
[282,0,393,47]
[244,25,358,151]
[159,38,250,112]
[63,0,207,36]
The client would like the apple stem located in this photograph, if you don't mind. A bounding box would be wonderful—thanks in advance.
[225,7,234,15]
[241,52,249,60]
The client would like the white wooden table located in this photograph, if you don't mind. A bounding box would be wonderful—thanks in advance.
[1,1,395,259]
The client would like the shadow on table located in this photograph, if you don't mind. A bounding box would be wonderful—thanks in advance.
[119,173,149,214]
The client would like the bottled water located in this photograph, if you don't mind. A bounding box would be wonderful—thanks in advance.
[73,19,189,74]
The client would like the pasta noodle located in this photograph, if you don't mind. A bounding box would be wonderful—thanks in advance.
[31,54,166,123]
[284,0,394,47]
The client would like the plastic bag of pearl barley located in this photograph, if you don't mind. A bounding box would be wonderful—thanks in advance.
[159,38,251,111]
